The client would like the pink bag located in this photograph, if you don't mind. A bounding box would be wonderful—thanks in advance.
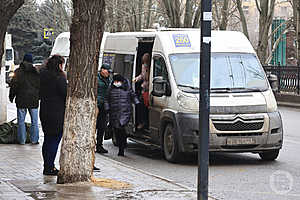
[142,92,149,107]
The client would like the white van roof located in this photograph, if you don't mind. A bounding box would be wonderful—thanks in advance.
[51,32,70,57]
[51,32,108,57]
[104,30,256,55]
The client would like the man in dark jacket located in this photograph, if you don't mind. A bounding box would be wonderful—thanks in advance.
[9,53,40,145]
[96,63,112,153]
[105,74,140,156]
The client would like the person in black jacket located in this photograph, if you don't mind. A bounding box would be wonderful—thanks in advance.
[39,55,66,176]
[9,53,40,145]
[105,74,140,156]
[96,63,112,154]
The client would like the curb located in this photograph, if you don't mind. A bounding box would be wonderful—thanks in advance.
[99,155,194,191]
[99,155,217,200]
[278,102,300,109]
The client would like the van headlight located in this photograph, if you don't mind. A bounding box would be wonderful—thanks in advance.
[177,92,199,111]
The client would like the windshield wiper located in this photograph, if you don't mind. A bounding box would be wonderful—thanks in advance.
[211,87,263,93]
[177,84,199,90]
[211,88,232,93]
[240,87,263,92]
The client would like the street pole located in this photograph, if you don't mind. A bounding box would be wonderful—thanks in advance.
[198,0,211,199]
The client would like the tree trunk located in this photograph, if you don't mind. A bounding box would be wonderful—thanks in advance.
[183,0,192,27]
[0,0,24,68]
[236,0,249,39]
[219,0,229,30]
[256,0,275,64]
[137,0,143,31]
[57,0,105,184]
[145,0,152,28]
[192,3,201,28]
[162,0,182,27]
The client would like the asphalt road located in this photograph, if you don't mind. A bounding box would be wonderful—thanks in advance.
[101,106,300,200]
[6,98,300,200]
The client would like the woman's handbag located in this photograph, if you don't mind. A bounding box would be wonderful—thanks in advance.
[104,122,113,140]
[142,91,149,107]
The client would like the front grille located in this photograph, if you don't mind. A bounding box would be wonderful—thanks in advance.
[217,132,263,137]
[214,121,264,131]
[221,145,259,149]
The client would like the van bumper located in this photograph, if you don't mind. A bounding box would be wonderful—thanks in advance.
[175,111,283,153]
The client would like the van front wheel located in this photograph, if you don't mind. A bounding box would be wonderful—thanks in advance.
[259,149,280,161]
[163,124,181,163]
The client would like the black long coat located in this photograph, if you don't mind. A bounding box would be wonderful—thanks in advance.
[39,68,67,136]
[105,79,139,128]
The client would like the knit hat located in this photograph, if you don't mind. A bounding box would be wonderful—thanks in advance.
[23,53,33,63]
[113,73,124,81]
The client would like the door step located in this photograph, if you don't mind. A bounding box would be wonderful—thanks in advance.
[128,137,160,149]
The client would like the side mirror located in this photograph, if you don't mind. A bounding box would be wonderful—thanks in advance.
[267,73,278,92]
[152,76,171,97]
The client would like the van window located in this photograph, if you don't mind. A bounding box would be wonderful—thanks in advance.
[169,53,268,92]
[102,53,134,81]
[153,56,168,80]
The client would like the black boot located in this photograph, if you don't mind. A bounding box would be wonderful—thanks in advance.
[118,148,124,156]
[93,166,100,171]
[96,146,108,154]
[43,167,59,176]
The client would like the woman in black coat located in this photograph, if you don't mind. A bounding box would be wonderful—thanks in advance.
[105,74,139,156]
[39,55,67,175]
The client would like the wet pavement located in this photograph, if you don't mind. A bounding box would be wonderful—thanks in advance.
[1,92,211,200]
[0,138,208,200]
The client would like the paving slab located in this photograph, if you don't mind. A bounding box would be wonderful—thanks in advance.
[0,142,212,200]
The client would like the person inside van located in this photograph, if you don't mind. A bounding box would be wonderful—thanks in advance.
[133,53,150,129]
[105,74,140,156]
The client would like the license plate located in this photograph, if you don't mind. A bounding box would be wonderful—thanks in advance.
[226,137,256,145]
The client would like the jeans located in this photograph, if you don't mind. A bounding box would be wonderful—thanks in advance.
[17,108,39,144]
[42,133,62,170]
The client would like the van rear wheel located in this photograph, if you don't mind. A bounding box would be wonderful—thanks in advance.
[163,124,181,163]
[259,149,280,161]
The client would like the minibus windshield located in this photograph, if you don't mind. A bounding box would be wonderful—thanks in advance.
[169,53,268,93]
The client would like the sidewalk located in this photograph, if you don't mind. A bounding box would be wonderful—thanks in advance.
[2,99,217,200]
[0,136,215,200]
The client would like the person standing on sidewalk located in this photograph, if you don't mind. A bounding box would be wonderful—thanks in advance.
[39,55,66,176]
[96,63,112,154]
[105,74,140,156]
[9,53,40,145]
